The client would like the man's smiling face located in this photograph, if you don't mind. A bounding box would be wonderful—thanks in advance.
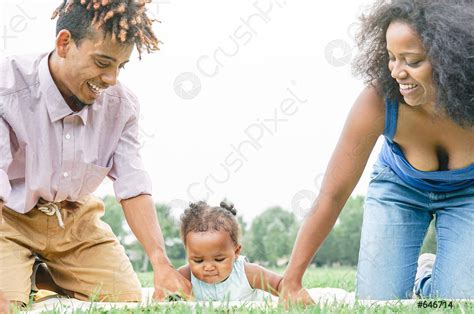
[54,30,134,105]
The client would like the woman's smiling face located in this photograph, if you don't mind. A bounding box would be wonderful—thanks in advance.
[386,21,436,108]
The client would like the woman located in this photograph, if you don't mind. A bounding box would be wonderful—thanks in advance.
[279,0,474,301]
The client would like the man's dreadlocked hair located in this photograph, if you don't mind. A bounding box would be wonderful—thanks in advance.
[51,0,160,59]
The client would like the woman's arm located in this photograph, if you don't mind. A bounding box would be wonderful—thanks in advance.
[280,86,385,304]
[244,262,282,296]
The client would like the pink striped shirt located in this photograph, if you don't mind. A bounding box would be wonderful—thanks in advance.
[0,52,152,213]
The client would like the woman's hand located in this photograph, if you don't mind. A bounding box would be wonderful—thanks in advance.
[278,277,314,306]
[280,86,384,307]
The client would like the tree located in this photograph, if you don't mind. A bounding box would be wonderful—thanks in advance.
[420,218,437,254]
[313,195,436,266]
[314,196,365,266]
[101,196,186,270]
[130,203,186,271]
[101,195,127,242]
[155,203,186,267]
[237,216,247,238]
[243,206,298,266]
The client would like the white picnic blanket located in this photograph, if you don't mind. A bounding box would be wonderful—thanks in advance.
[24,287,419,313]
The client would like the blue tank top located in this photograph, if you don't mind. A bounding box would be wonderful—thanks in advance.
[378,99,474,192]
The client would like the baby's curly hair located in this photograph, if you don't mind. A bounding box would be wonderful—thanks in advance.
[352,0,474,127]
[51,0,160,59]
[180,201,240,246]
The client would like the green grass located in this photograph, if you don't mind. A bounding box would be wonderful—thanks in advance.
[300,265,356,292]
[135,267,474,313]
[137,265,357,290]
[22,266,474,313]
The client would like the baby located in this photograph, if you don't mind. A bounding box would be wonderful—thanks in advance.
[178,201,281,301]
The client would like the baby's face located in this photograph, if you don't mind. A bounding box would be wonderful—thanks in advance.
[185,230,241,284]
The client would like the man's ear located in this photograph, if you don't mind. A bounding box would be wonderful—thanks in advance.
[234,244,242,256]
[55,29,74,58]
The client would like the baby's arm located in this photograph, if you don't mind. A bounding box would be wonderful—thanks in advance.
[244,262,282,296]
[177,264,192,281]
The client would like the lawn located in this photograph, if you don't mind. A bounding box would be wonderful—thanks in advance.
[134,266,473,313]
[24,266,474,313]
[137,266,357,290]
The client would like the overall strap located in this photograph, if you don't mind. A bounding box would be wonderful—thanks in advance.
[383,98,399,141]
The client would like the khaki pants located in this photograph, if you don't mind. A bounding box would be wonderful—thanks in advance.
[0,196,142,304]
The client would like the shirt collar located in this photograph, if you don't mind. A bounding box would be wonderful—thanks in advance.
[38,52,94,126]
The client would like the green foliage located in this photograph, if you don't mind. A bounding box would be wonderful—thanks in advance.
[101,196,127,242]
[155,203,186,267]
[314,196,364,266]
[100,197,185,271]
[133,203,186,271]
[237,215,247,237]
[420,218,437,254]
[243,206,298,266]
[100,194,437,270]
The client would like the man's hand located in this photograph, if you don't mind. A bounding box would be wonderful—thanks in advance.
[0,290,9,314]
[121,195,192,300]
[152,263,192,301]
[278,277,315,307]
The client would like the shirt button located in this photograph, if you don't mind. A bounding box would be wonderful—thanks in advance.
[63,172,69,178]
[65,134,71,140]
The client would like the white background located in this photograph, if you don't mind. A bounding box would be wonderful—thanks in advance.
[0,0,384,222]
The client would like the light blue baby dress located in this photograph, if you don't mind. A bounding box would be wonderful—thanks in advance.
[190,256,273,301]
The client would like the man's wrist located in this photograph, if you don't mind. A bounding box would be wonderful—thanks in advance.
[149,249,172,270]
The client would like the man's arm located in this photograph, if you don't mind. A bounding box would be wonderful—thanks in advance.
[0,103,13,312]
[0,200,3,224]
[121,194,192,300]
[0,116,13,223]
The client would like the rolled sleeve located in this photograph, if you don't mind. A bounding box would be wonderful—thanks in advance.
[0,117,12,202]
[108,100,152,202]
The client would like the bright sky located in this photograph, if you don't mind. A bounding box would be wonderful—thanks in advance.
[1,0,384,222]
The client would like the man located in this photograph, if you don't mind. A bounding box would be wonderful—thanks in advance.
[0,0,191,311]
